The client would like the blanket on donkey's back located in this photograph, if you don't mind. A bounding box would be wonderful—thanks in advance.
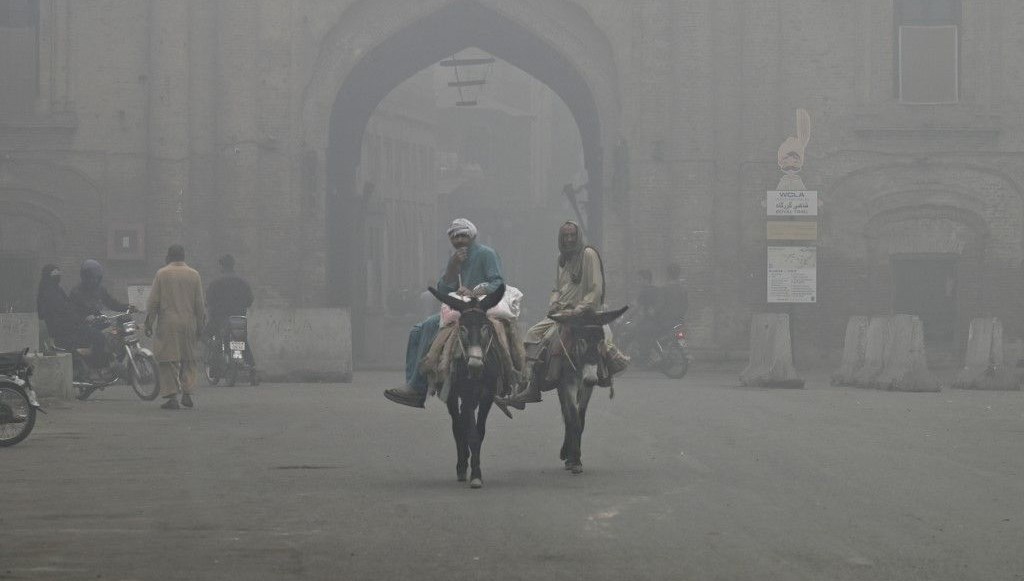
[419,317,526,399]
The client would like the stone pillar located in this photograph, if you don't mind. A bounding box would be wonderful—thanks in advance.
[215,1,260,276]
[627,0,680,273]
[147,0,191,266]
[186,0,219,275]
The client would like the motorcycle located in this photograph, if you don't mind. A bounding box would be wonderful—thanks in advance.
[204,315,258,387]
[67,310,160,401]
[615,318,690,379]
[0,348,44,447]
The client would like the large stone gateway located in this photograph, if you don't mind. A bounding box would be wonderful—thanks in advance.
[4,0,1024,368]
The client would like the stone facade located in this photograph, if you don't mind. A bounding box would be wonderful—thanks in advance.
[1,0,1023,364]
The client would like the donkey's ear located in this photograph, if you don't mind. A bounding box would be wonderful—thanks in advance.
[591,305,629,326]
[428,287,467,312]
[478,283,506,312]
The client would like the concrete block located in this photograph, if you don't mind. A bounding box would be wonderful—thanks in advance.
[872,315,939,392]
[832,316,870,386]
[954,318,1019,390]
[740,313,804,388]
[25,353,73,400]
[852,316,891,387]
[248,308,352,383]
[0,313,39,353]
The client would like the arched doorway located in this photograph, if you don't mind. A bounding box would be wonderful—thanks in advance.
[303,0,620,363]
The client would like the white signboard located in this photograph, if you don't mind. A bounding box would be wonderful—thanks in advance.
[767,246,817,303]
[768,191,818,216]
[127,285,152,312]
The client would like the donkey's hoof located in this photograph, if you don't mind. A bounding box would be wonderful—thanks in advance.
[469,478,483,489]
[570,463,584,474]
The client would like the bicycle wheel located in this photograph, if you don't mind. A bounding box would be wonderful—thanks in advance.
[0,383,36,447]
[129,352,161,401]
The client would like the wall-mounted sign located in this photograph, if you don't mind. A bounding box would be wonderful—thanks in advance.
[767,221,818,241]
[767,191,817,216]
[767,246,816,303]
[107,224,146,260]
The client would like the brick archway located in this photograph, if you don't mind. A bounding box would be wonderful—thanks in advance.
[300,0,621,311]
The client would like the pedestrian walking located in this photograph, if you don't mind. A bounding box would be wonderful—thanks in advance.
[145,244,206,410]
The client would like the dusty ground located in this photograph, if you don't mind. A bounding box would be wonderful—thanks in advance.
[2,369,1023,580]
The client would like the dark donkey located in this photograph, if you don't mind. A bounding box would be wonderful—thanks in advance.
[547,306,628,474]
[428,284,506,489]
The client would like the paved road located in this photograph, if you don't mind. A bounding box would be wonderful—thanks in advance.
[3,370,1023,581]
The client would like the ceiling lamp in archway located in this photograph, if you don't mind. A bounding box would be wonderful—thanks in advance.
[440,51,495,106]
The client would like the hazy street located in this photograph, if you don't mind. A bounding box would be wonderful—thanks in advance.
[3,370,1023,581]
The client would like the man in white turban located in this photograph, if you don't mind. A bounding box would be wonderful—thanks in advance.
[384,218,505,408]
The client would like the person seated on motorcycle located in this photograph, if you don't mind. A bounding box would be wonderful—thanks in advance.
[634,268,662,361]
[36,264,106,371]
[384,218,504,409]
[69,259,134,368]
[205,253,255,367]
[501,221,628,408]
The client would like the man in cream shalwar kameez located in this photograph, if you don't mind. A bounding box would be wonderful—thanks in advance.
[145,245,206,410]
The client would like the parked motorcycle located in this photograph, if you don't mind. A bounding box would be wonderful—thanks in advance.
[615,318,690,379]
[68,310,160,401]
[204,315,258,387]
[0,348,44,447]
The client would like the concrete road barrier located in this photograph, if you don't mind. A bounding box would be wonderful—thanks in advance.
[852,316,891,387]
[871,314,939,392]
[740,313,804,388]
[248,308,353,383]
[831,316,870,386]
[25,352,73,400]
[953,318,1019,391]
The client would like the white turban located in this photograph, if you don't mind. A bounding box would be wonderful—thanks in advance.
[446,218,477,239]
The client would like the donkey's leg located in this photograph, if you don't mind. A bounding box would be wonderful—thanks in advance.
[463,390,484,488]
[448,395,468,482]
[557,376,581,469]
[477,383,494,443]
[571,383,595,474]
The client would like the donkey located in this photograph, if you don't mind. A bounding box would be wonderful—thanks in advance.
[546,306,628,474]
[428,284,507,489]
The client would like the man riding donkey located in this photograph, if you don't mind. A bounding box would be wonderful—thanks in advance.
[384,219,522,411]
[499,220,629,409]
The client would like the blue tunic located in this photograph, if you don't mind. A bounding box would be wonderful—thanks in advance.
[435,242,504,295]
[406,242,504,394]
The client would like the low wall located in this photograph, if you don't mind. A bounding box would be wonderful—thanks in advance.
[0,313,39,352]
[25,352,73,400]
[248,308,353,383]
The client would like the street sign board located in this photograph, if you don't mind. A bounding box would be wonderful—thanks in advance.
[767,246,817,303]
[767,221,818,241]
[768,191,818,216]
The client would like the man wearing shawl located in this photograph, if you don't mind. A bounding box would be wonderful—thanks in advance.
[384,218,505,408]
[502,221,626,407]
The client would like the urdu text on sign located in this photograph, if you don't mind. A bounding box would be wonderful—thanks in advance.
[767,191,818,216]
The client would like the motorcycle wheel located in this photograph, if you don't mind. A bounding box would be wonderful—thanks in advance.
[129,353,161,401]
[661,344,690,379]
[225,365,238,388]
[0,384,36,447]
